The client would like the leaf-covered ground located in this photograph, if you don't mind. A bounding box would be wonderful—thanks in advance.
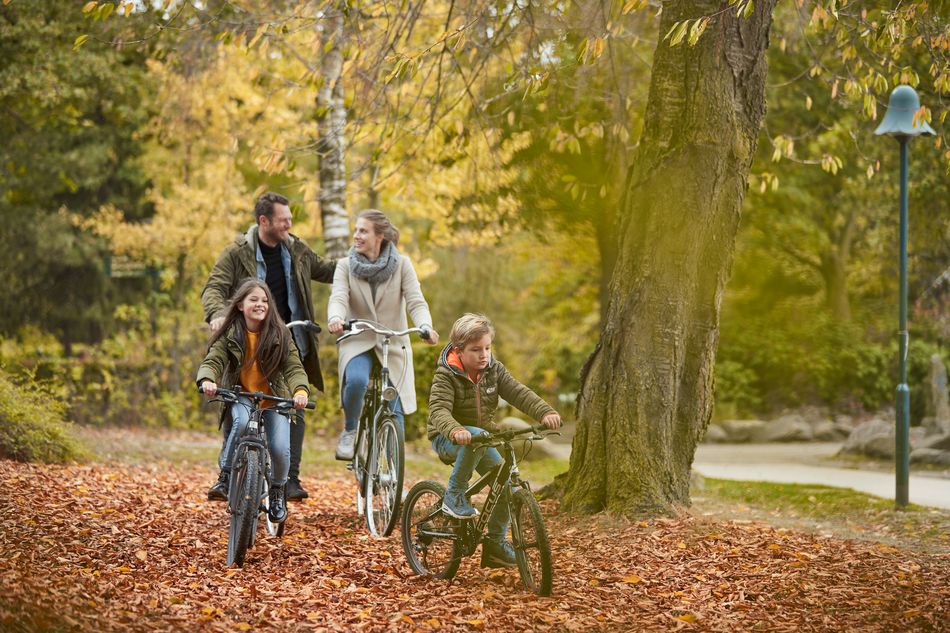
[1,460,948,632]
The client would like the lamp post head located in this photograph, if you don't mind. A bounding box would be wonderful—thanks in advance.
[875,85,936,138]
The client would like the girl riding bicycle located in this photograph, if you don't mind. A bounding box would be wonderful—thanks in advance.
[197,279,310,525]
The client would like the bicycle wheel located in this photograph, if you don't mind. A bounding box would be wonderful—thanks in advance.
[401,481,461,580]
[365,415,404,537]
[227,446,262,567]
[352,423,369,516]
[511,487,553,596]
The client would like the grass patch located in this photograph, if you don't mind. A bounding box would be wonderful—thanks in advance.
[703,478,921,515]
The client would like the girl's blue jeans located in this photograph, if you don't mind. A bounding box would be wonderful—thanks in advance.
[431,426,509,542]
[342,350,404,432]
[219,397,290,486]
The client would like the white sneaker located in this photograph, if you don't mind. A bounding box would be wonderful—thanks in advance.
[335,430,357,461]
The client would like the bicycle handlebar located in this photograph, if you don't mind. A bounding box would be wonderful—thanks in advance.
[198,385,316,410]
[464,425,558,446]
[337,318,431,343]
[286,319,322,334]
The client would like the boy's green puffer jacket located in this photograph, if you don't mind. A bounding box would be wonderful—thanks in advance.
[427,344,554,441]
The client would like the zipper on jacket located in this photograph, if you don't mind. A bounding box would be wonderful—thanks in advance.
[472,372,483,426]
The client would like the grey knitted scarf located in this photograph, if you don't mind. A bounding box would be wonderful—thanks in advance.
[348,241,399,286]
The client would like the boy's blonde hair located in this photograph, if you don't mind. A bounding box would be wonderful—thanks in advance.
[449,313,495,350]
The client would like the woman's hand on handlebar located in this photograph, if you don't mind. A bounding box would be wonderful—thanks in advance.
[422,327,440,345]
[450,427,472,445]
[540,412,562,430]
[200,380,218,397]
[327,318,344,335]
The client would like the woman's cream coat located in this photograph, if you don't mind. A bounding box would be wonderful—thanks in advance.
[327,255,433,414]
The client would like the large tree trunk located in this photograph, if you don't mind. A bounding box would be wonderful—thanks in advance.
[819,209,856,322]
[317,1,350,259]
[560,0,778,516]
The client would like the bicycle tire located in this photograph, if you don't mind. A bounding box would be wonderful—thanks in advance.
[365,415,404,537]
[511,487,553,596]
[400,480,461,580]
[227,446,262,567]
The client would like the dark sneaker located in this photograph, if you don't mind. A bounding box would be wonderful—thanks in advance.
[481,538,517,568]
[441,490,478,519]
[268,483,288,524]
[335,430,357,461]
[207,471,229,501]
[286,477,309,501]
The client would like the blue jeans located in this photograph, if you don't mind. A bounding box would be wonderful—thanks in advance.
[432,426,509,542]
[342,350,404,432]
[219,397,291,486]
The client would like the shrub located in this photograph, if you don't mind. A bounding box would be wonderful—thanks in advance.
[0,369,86,463]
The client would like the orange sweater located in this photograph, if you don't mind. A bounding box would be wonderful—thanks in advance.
[241,330,306,408]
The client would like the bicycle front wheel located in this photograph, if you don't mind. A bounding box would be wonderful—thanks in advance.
[227,446,262,567]
[365,416,404,537]
[400,480,461,580]
[511,487,553,596]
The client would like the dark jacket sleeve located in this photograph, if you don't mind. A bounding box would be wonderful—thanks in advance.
[281,340,311,396]
[496,363,555,422]
[196,337,229,387]
[303,247,336,284]
[428,370,463,440]
[201,246,238,323]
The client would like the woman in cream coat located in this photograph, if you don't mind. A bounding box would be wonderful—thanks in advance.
[327,210,440,460]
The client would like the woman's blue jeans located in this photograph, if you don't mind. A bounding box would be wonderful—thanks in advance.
[432,426,509,542]
[219,397,290,486]
[342,350,404,432]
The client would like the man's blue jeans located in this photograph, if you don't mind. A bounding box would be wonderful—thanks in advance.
[343,350,404,432]
[220,397,290,486]
[432,426,509,542]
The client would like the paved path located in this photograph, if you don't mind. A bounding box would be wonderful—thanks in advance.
[694,443,950,510]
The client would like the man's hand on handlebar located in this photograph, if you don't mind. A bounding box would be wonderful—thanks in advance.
[209,317,225,334]
[292,392,309,409]
[450,427,472,445]
[540,412,562,430]
[200,380,218,397]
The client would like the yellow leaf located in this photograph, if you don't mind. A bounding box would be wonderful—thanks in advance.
[622,575,641,584]
[82,1,98,13]
[467,620,485,627]
[677,541,687,549]
[401,615,415,625]
[425,618,441,626]
[116,566,131,573]
[234,624,252,631]
[675,613,698,623]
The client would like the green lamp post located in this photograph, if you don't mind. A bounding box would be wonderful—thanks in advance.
[874,85,935,508]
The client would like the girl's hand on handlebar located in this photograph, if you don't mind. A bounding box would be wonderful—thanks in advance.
[293,393,309,409]
[450,427,472,445]
[327,319,344,335]
[200,381,218,397]
[541,412,562,429]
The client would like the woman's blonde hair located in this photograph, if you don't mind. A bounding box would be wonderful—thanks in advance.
[449,313,495,350]
[357,209,400,246]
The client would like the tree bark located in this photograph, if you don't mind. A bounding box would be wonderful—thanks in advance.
[560,0,778,516]
[819,209,855,322]
[317,1,350,259]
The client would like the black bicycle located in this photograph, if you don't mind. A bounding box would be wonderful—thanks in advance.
[207,387,315,567]
[401,426,556,595]
[337,319,431,538]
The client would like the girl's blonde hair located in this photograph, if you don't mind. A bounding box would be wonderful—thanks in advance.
[449,313,495,350]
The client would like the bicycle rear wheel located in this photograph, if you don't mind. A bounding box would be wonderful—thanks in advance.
[262,479,286,537]
[365,415,404,537]
[511,487,553,596]
[227,446,262,567]
[400,481,461,580]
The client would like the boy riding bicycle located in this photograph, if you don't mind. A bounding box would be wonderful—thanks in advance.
[428,313,561,568]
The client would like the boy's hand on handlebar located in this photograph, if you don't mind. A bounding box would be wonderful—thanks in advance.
[450,427,472,445]
[200,381,218,397]
[327,319,344,335]
[292,393,309,409]
[541,412,562,429]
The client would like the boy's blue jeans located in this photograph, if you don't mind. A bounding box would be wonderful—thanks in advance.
[343,350,404,432]
[431,426,509,542]
[219,397,290,486]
